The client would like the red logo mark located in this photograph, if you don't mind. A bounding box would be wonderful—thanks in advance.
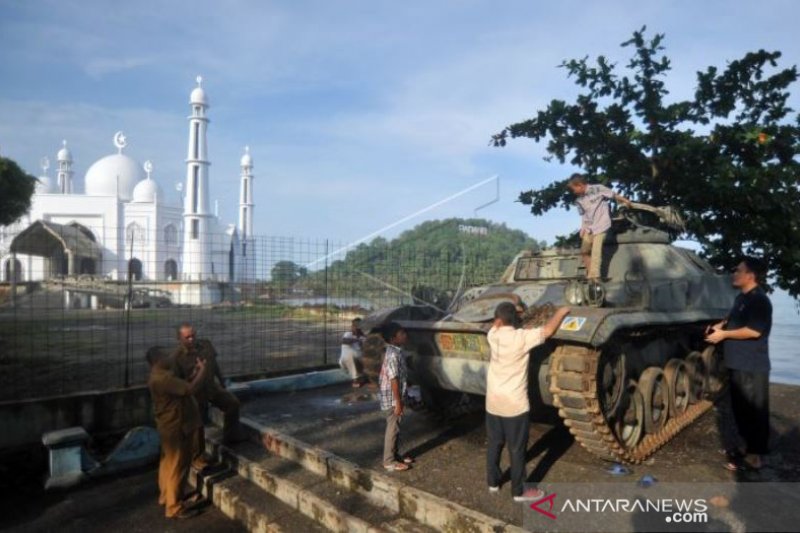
[530,493,557,520]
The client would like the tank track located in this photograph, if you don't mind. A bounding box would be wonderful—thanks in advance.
[549,343,713,464]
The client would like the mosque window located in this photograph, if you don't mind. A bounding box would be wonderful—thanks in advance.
[163,224,177,245]
[125,222,145,245]
[193,123,200,159]
[191,219,199,239]
[191,166,199,213]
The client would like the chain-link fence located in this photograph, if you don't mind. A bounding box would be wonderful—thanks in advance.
[0,221,514,401]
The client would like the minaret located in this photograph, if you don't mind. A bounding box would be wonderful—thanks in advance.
[238,146,256,282]
[238,146,254,240]
[181,76,213,282]
[56,140,73,194]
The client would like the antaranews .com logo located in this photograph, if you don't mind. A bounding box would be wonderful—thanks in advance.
[521,482,800,533]
[530,493,708,524]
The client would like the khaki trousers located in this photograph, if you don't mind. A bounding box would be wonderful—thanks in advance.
[581,231,606,279]
[158,433,191,517]
[383,410,402,465]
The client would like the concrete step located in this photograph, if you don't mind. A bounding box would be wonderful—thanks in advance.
[226,441,437,532]
[195,468,329,533]
[202,418,523,533]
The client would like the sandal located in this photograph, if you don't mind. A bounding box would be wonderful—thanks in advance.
[399,456,414,464]
[383,461,410,471]
[724,460,760,472]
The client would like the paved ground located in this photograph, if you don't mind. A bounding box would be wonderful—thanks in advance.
[0,462,244,533]
[241,382,800,526]
[3,381,798,532]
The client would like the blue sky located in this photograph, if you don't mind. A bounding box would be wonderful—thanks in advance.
[1,0,799,247]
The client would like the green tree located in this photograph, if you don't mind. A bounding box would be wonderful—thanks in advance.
[270,260,307,289]
[0,156,36,226]
[492,27,800,297]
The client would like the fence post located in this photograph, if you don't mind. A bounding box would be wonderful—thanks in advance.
[323,239,329,366]
[123,234,133,388]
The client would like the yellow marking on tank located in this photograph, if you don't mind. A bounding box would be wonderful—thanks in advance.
[560,316,587,332]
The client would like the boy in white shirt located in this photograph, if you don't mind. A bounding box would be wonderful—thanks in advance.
[486,301,570,501]
[340,318,366,387]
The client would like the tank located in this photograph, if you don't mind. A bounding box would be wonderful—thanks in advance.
[364,205,736,463]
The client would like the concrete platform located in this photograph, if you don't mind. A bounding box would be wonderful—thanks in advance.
[239,382,800,526]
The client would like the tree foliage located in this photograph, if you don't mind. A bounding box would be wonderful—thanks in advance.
[492,27,800,297]
[270,260,308,289]
[0,156,36,226]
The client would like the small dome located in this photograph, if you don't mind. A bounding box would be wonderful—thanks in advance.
[190,87,208,106]
[132,177,164,203]
[240,147,252,167]
[84,153,145,201]
[190,75,209,106]
[57,140,72,162]
[36,175,55,194]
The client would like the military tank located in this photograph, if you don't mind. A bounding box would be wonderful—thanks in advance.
[364,204,736,463]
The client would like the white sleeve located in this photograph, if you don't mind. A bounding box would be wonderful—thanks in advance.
[521,327,544,352]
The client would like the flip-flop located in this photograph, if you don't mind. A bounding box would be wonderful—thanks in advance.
[399,456,414,464]
[724,460,759,472]
[383,461,410,471]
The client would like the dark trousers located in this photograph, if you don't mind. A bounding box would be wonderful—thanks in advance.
[486,411,529,496]
[728,369,770,455]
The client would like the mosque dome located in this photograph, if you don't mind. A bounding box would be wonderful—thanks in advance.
[36,175,55,194]
[57,140,72,162]
[132,176,163,203]
[190,87,208,106]
[240,147,252,167]
[84,153,145,201]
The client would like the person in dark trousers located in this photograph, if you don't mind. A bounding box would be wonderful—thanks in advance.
[706,257,772,471]
[172,322,243,470]
[486,302,570,501]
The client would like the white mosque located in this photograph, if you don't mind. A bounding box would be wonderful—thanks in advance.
[0,77,257,305]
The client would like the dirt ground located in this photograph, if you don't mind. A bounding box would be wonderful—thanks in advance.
[0,303,349,401]
[241,382,800,526]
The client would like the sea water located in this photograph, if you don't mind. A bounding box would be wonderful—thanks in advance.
[770,289,799,385]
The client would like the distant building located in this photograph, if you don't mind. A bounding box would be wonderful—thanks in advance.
[0,78,257,304]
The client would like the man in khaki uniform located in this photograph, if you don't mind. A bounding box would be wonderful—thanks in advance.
[146,347,206,519]
[172,323,242,469]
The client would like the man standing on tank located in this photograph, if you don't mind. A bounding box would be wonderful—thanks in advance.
[706,257,772,471]
[567,173,632,281]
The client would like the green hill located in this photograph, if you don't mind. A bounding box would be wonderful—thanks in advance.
[293,218,544,308]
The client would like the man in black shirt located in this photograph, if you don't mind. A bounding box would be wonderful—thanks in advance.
[706,257,772,471]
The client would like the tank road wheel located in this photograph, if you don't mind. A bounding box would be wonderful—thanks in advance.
[598,349,626,417]
[663,359,690,417]
[638,367,668,434]
[684,352,707,404]
[700,345,726,397]
[613,383,645,449]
